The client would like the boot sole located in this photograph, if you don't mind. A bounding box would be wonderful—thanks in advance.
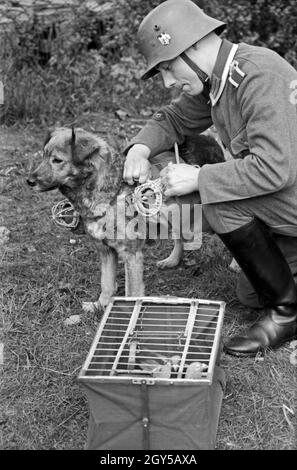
[223,334,297,357]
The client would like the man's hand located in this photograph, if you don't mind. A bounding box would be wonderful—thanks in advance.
[160,163,200,197]
[123,144,151,185]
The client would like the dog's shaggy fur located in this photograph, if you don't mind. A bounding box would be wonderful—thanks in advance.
[27,127,224,312]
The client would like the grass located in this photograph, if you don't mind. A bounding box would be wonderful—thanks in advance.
[0,117,296,450]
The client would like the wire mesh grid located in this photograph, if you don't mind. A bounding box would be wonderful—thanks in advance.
[79,296,225,385]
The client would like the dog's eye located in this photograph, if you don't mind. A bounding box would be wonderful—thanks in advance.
[52,157,63,164]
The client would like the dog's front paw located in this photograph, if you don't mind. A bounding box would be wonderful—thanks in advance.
[98,292,113,309]
[157,256,180,269]
[82,293,113,315]
[82,301,102,314]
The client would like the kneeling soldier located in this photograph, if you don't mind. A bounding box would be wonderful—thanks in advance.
[123,0,297,356]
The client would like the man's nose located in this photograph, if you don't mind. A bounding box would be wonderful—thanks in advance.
[161,70,176,89]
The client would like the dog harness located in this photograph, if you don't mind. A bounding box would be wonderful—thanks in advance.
[132,178,165,217]
[51,143,188,224]
[132,142,191,217]
[52,199,80,229]
[51,179,166,228]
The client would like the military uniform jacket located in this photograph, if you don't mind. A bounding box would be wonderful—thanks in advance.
[126,39,297,205]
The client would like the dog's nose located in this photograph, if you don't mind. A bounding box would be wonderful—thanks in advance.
[26,178,37,187]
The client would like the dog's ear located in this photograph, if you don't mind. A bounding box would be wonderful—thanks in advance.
[70,126,77,162]
[43,129,53,148]
[71,130,112,166]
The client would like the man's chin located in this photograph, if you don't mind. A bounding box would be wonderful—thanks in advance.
[187,89,202,96]
[182,83,204,96]
[182,87,200,96]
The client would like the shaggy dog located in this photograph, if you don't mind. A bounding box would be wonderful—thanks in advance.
[27,127,224,312]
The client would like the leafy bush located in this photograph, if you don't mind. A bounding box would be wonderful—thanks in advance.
[0,0,165,125]
[0,0,296,125]
[207,0,297,67]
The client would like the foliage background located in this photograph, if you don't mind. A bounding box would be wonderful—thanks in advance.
[0,0,296,125]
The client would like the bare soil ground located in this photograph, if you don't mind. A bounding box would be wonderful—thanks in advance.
[0,115,296,450]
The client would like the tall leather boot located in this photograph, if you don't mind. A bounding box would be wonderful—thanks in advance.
[219,218,297,356]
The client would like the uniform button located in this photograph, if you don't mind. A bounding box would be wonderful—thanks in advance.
[153,111,165,121]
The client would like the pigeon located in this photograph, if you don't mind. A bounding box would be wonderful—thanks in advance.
[185,362,208,379]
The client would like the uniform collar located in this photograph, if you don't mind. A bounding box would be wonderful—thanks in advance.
[209,39,238,106]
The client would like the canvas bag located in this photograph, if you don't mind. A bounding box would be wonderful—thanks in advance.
[80,364,226,450]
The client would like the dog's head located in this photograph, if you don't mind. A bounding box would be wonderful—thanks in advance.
[27,127,112,192]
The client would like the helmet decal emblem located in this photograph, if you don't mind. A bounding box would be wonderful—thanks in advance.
[157,32,171,46]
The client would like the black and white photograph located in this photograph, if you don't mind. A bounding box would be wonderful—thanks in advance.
[0,0,296,453]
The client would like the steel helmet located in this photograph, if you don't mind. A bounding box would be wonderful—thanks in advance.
[138,0,226,80]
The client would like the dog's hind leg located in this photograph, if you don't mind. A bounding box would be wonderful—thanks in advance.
[82,249,118,314]
[157,239,183,269]
[124,250,145,297]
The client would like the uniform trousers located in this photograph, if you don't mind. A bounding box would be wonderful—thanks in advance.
[151,153,297,308]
